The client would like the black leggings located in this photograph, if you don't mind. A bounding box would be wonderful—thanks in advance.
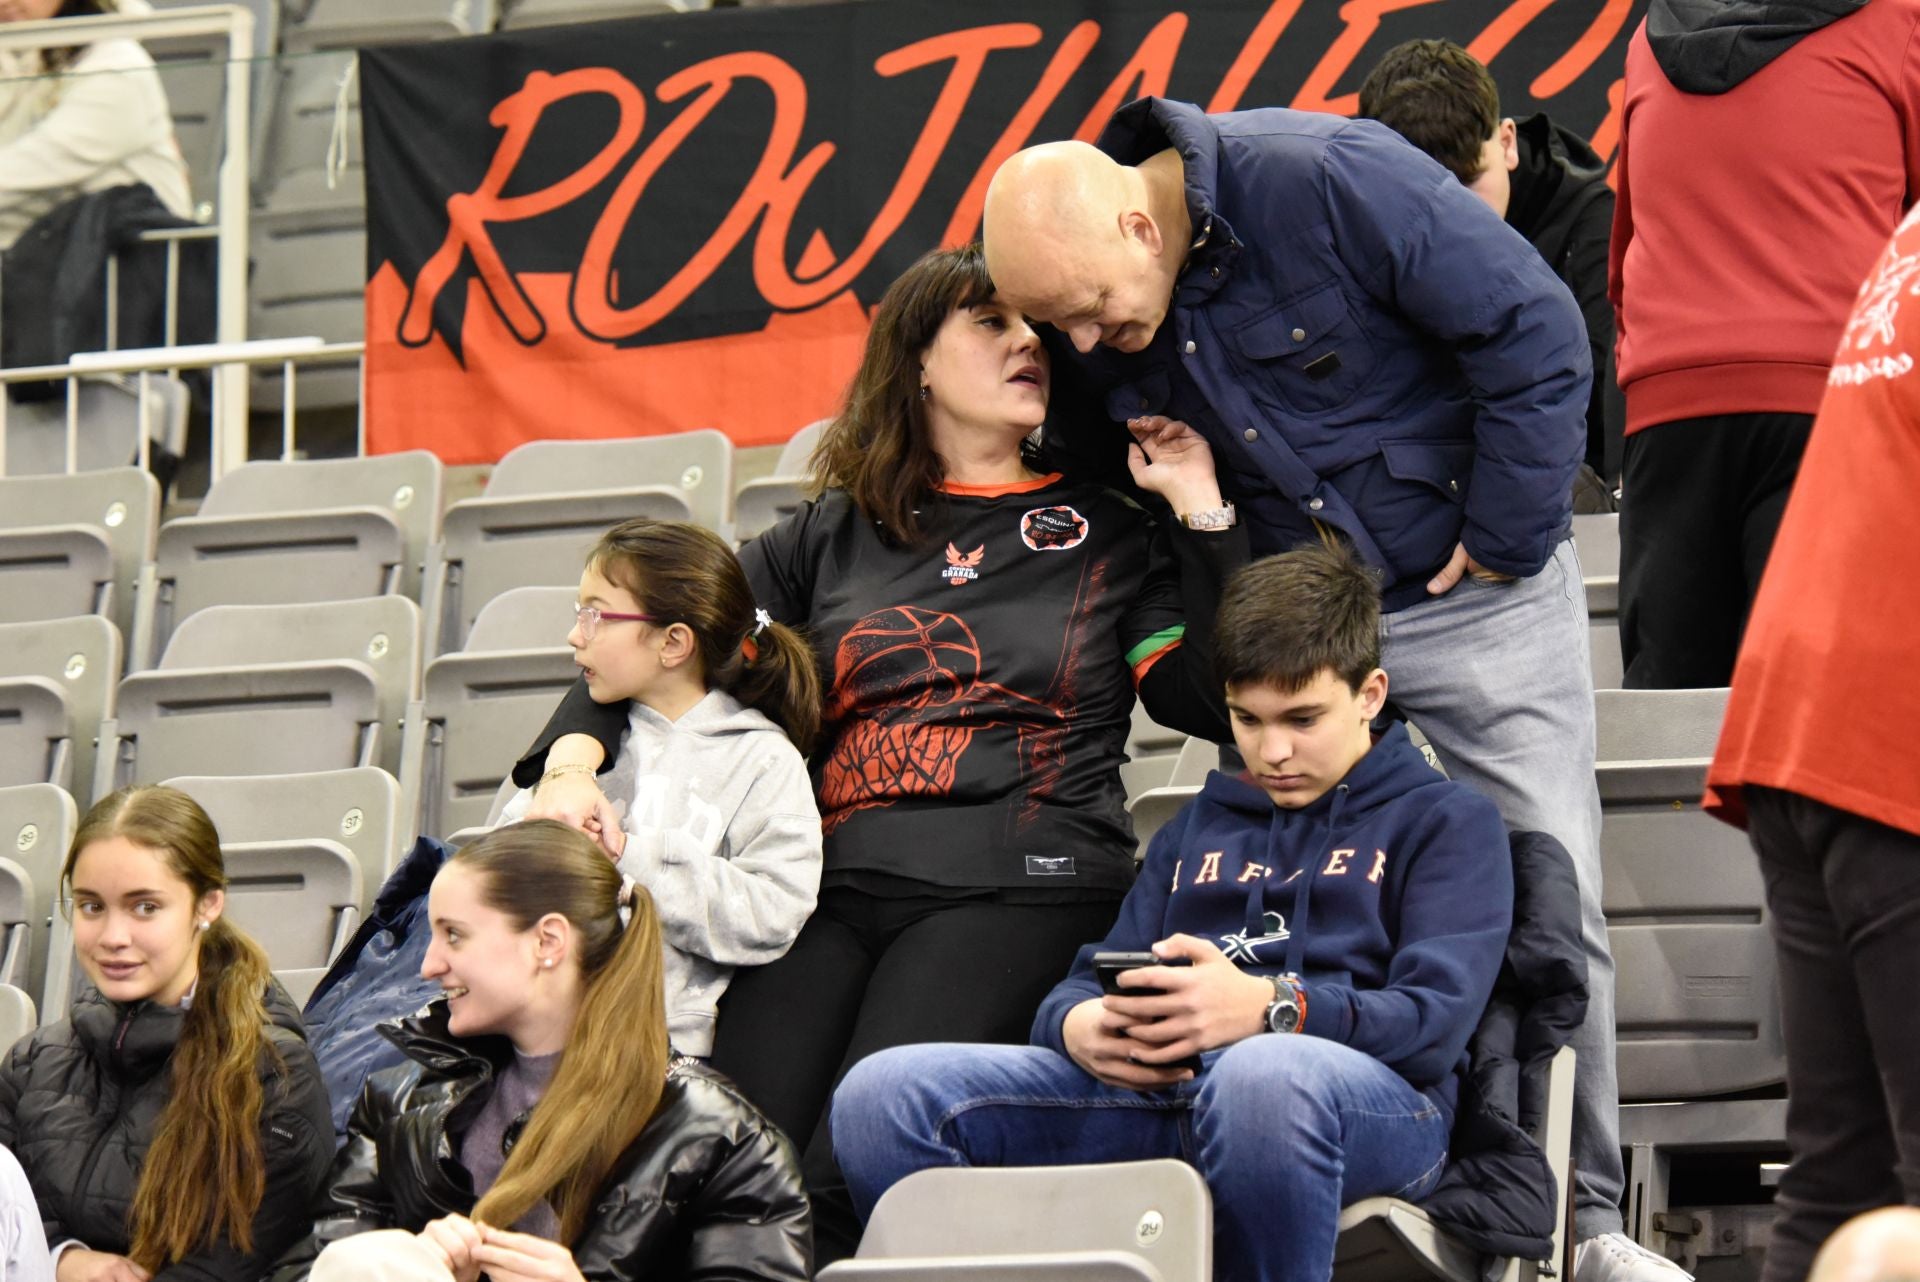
[708,885,1123,1267]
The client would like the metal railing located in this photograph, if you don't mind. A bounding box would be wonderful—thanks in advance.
[0,4,255,472]
[0,337,366,477]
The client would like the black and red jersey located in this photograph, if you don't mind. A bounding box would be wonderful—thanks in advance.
[519,474,1242,894]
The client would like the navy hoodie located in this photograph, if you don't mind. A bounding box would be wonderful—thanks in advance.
[1032,723,1513,1121]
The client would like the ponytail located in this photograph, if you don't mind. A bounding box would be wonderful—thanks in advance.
[130,920,279,1268]
[460,822,671,1242]
[716,617,820,753]
[63,786,279,1271]
[589,518,822,753]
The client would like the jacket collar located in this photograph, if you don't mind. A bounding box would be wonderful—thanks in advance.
[1094,97,1243,306]
[381,997,515,1081]
[69,976,310,1079]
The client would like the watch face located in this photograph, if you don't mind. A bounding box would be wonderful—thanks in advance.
[1267,998,1299,1034]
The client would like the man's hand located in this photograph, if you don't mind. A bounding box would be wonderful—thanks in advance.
[55,1250,150,1282]
[1125,416,1225,518]
[417,1214,485,1282]
[1101,934,1274,1064]
[471,1225,588,1282]
[1425,541,1518,595]
[1061,998,1194,1091]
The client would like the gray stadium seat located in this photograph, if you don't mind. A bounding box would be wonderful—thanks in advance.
[0,984,33,1055]
[255,52,360,220]
[0,679,71,791]
[1572,512,1619,618]
[819,1160,1210,1282]
[465,586,578,652]
[280,0,495,52]
[405,604,579,840]
[0,857,33,990]
[0,468,158,640]
[145,506,405,670]
[1126,702,1188,761]
[499,0,708,28]
[1590,619,1623,690]
[145,597,420,777]
[194,451,443,598]
[733,419,826,543]
[214,839,363,1004]
[487,430,734,530]
[249,221,365,413]
[97,662,380,797]
[1593,689,1784,1255]
[0,374,190,477]
[0,784,77,1014]
[0,617,122,805]
[165,766,407,890]
[1127,783,1199,864]
[426,488,692,656]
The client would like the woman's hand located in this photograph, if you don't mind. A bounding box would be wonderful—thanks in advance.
[1125,416,1224,517]
[525,771,611,835]
[417,1214,485,1282]
[54,1249,150,1282]
[471,1225,588,1282]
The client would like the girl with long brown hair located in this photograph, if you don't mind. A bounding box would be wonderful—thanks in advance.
[491,516,823,1061]
[517,242,1248,1264]
[0,785,334,1282]
[272,819,810,1282]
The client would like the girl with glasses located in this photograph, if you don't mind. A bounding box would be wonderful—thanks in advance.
[491,517,823,1066]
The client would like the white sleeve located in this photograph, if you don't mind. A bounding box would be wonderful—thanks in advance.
[0,42,176,199]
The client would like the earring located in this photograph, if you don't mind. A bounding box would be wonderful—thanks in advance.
[918,385,929,401]
[542,958,554,969]
[196,920,210,932]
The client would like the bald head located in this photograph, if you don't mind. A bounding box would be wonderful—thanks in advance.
[1811,1209,1920,1282]
[981,141,1186,354]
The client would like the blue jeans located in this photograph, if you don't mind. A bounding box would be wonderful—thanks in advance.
[832,1035,1450,1282]
[1380,538,1621,1240]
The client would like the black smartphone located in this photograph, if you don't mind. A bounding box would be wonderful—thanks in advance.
[1090,952,1200,1074]
[1092,951,1189,996]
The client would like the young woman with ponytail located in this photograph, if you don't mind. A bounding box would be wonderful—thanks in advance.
[491,517,824,1061]
[0,786,334,1282]
[271,819,810,1282]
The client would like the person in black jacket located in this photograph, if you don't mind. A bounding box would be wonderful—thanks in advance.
[270,819,810,1282]
[1359,39,1623,492]
[0,785,335,1282]
[515,243,1246,1264]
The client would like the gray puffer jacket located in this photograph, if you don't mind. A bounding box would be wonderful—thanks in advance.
[0,981,335,1281]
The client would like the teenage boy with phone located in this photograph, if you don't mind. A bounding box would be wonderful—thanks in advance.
[829,545,1514,1282]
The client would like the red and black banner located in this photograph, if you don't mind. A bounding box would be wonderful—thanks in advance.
[360,0,1645,463]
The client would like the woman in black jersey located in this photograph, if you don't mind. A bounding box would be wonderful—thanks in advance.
[512,243,1245,1263]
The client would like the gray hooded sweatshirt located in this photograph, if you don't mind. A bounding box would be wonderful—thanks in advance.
[498,689,822,1055]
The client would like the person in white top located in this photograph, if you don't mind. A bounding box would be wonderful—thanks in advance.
[0,0,191,250]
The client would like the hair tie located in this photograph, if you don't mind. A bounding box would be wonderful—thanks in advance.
[740,607,773,664]
[617,875,637,930]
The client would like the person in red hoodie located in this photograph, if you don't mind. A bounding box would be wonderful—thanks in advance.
[1609,0,1920,689]
[1706,205,1920,1282]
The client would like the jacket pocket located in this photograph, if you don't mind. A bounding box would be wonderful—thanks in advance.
[1233,282,1375,416]
[1379,438,1473,505]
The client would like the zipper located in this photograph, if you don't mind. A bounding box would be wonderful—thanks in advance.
[69,1007,138,1222]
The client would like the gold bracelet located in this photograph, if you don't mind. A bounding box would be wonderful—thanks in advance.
[538,763,598,786]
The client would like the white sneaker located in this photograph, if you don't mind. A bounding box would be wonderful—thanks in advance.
[1573,1233,1695,1282]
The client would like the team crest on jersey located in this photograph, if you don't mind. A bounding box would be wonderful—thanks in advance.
[942,543,985,586]
[1019,505,1089,551]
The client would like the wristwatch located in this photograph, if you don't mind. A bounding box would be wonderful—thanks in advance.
[1181,502,1237,531]
[1264,974,1304,1035]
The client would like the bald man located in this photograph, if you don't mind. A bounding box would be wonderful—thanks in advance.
[982,100,1661,1282]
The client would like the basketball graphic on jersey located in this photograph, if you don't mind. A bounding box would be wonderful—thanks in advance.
[821,606,1065,833]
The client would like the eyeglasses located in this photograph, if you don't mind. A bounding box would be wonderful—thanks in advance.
[572,604,660,641]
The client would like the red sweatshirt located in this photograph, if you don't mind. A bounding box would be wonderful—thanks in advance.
[1706,205,1920,837]
[1610,4,1920,433]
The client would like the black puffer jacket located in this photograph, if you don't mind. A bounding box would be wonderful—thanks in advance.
[269,1001,812,1282]
[0,982,336,1281]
